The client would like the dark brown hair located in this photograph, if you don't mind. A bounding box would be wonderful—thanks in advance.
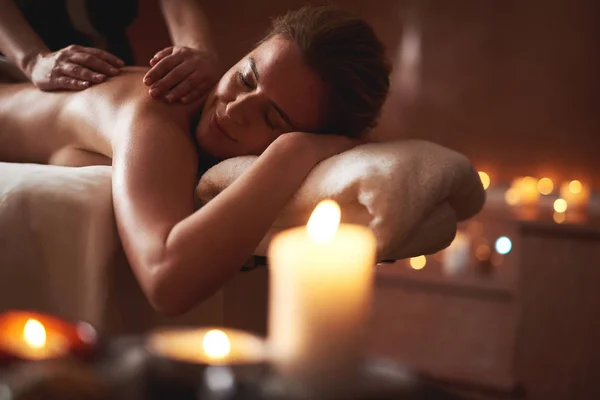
[260,5,391,138]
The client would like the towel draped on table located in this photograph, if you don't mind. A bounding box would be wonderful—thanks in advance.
[197,140,486,261]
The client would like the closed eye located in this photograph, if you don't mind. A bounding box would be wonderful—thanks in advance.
[238,66,279,131]
[237,72,253,89]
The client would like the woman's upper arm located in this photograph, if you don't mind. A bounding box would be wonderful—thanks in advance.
[111,112,198,287]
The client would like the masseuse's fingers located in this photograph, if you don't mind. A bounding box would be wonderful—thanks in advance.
[59,62,106,84]
[158,65,202,102]
[76,46,125,69]
[68,52,120,76]
[28,45,122,91]
[180,85,210,104]
[175,75,214,103]
[54,76,90,90]
[143,53,184,89]
[148,47,174,68]
[144,46,218,103]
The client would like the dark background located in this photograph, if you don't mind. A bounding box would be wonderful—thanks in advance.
[128,0,600,187]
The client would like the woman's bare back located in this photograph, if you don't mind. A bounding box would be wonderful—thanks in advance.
[0,67,166,165]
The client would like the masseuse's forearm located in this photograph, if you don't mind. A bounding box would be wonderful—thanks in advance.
[159,0,215,52]
[158,135,318,314]
[0,0,50,74]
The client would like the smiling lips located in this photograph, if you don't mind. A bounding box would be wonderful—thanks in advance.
[211,112,237,142]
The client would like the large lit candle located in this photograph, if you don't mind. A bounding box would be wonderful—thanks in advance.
[268,200,377,398]
[0,311,97,363]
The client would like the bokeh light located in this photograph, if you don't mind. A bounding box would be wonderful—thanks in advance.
[505,188,520,206]
[495,236,512,255]
[553,198,568,213]
[478,171,490,190]
[475,244,491,261]
[537,178,554,195]
[553,212,566,224]
[568,180,582,194]
[409,255,427,270]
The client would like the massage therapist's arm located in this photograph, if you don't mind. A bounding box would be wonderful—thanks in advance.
[112,102,340,315]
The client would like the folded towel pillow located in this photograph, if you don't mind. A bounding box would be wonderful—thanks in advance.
[197,140,485,260]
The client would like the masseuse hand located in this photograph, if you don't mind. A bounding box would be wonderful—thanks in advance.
[26,45,124,91]
[143,46,218,104]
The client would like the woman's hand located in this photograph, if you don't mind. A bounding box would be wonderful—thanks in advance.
[143,46,218,104]
[26,45,123,90]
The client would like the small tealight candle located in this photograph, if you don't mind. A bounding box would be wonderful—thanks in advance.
[146,328,267,400]
[0,311,97,364]
[147,327,266,366]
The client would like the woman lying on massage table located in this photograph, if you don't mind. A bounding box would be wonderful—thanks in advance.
[0,6,391,315]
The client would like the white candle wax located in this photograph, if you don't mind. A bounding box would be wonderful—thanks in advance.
[268,200,376,397]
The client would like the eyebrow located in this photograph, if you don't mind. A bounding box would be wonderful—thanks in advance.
[248,57,295,129]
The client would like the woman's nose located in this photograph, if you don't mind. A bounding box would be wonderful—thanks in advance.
[225,92,260,125]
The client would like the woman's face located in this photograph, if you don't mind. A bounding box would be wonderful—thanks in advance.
[195,36,328,159]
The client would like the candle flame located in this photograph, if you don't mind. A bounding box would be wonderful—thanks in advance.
[202,329,231,359]
[306,200,341,243]
[23,319,46,348]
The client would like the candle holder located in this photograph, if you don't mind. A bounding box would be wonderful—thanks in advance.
[144,327,268,400]
[0,310,99,366]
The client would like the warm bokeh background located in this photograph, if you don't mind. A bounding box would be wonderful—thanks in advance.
[128,0,600,186]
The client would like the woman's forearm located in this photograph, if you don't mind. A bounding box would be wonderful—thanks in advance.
[156,134,321,314]
[0,0,50,74]
[159,0,214,52]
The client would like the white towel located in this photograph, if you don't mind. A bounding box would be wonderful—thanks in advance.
[197,140,485,260]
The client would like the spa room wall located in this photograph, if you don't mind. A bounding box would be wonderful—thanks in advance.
[127,0,600,187]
